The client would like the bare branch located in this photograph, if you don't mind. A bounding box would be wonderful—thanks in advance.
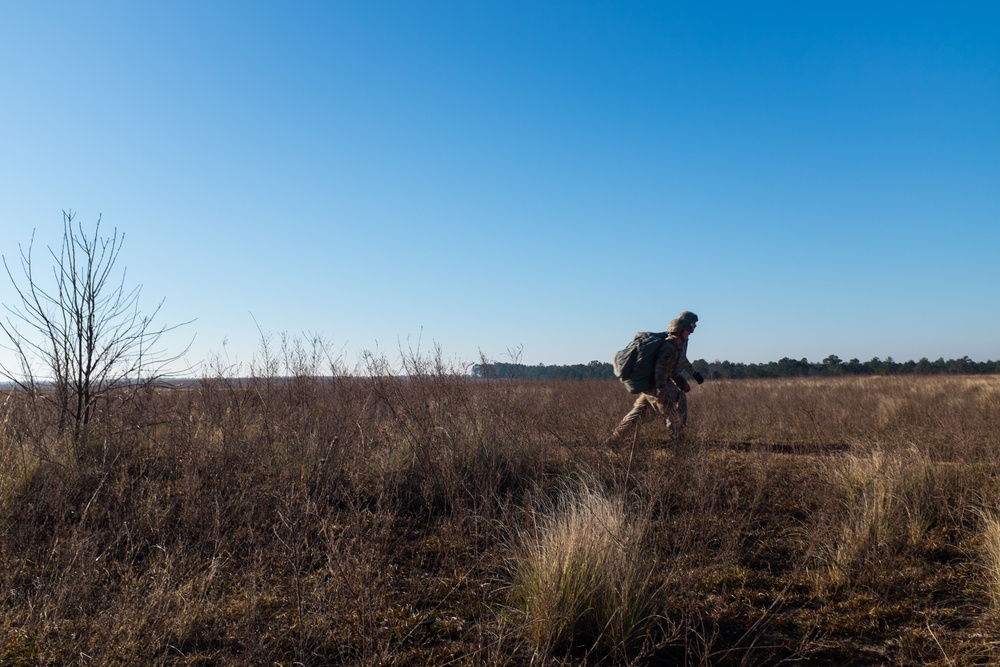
[0,211,193,442]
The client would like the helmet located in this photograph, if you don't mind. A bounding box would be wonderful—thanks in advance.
[667,318,692,334]
[678,311,699,324]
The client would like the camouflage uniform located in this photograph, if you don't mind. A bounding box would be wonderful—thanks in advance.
[611,334,688,442]
[667,337,692,432]
[670,312,700,430]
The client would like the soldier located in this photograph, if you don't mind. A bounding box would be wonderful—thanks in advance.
[610,317,695,443]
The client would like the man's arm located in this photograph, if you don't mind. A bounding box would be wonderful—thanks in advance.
[654,339,680,396]
[676,340,703,385]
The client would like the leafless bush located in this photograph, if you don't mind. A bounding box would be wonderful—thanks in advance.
[0,212,190,450]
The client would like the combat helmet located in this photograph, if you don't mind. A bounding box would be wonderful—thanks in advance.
[667,318,693,334]
[678,311,699,325]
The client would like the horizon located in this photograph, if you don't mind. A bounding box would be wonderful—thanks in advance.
[2,349,994,386]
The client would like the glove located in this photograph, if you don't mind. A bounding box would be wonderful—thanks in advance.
[692,372,705,385]
[674,376,691,393]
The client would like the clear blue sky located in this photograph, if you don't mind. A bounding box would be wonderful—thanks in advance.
[2,1,998,374]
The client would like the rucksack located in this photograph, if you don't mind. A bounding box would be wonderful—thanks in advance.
[613,331,669,394]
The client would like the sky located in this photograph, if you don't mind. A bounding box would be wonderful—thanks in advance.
[1,1,998,376]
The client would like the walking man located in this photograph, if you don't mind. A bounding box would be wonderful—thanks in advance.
[610,317,696,443]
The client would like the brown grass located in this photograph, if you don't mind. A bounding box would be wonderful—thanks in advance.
[507,481,663,662]
[2,353,1000,665]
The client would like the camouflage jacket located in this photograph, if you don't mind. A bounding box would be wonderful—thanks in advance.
[653,335,686,395]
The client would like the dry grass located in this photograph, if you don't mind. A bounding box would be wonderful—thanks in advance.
[507,481,663,662]
[978,508,1000,609]
[2,355,1000,665]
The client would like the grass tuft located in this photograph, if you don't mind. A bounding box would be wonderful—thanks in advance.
[508,482,662,662]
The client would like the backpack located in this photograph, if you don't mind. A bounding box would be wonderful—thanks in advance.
[613,331,669,394]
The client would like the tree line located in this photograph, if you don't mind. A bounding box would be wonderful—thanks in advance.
[472,360,615,380]
[471,355,1000,381]
[699,355,1000,379]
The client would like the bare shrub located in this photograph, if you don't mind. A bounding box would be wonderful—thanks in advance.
[0,212,190,448]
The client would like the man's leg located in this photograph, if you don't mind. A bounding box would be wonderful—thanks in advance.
[674,390,689,438]
[660,384,686,441]
[610,393,654,442]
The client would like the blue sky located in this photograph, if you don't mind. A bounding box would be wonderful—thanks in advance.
[1,1,998,374]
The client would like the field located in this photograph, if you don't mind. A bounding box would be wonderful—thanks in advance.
[2,355,1000,665]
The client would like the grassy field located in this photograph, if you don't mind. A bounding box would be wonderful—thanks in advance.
[2,354,1000,665]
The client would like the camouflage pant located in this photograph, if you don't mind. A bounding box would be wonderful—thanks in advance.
[611,383,688,442]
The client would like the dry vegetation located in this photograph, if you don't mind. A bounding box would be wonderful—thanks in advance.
[3,344,1000,666]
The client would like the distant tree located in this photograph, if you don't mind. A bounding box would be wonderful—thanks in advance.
[844,358,867,374]
[823,355,843,374]
[948,356,974,374]
[867,357,883,374]
[776,357,811,377]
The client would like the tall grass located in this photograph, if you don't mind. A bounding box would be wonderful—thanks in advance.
[689,375,1000,458]
[978,508,1000,608]
[508,482,662,661]
[807,447,969,594]
[812,451,901,592]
